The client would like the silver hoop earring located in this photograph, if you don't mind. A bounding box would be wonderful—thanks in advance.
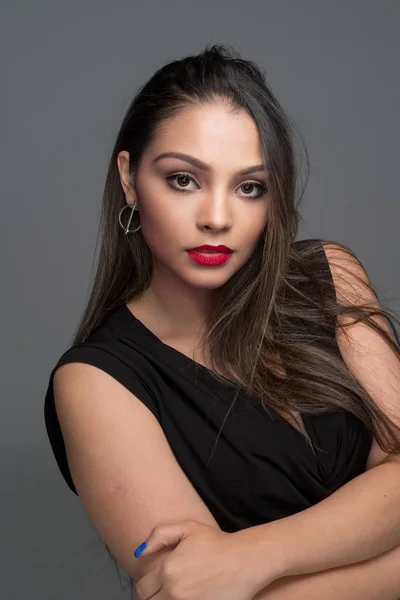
[118,203,141,234]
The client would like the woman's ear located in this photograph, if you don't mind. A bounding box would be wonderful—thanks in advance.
[117,151,137,204]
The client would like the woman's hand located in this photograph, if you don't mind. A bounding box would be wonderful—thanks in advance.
[133,519,274,600]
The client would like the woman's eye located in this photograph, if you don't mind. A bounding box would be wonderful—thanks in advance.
[166,173,198,191]
[165,172,267,199]
[238,182,268,199]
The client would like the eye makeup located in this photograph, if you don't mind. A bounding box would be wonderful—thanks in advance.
[165,172,268,200]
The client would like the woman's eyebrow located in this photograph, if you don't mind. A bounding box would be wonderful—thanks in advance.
[152,151,266,176]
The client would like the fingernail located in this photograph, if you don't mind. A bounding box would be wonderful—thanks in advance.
[133,541,147,558]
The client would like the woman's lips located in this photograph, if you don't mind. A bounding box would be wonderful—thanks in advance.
[186,249,233,266]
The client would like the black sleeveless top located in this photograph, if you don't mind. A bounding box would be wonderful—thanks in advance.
[44,239,372,533]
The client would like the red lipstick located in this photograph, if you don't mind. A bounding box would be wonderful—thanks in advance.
[186,244,233,266]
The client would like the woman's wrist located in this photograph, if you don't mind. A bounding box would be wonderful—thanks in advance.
[231,522,289,594]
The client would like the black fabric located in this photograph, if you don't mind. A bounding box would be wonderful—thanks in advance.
[44,239,372,533]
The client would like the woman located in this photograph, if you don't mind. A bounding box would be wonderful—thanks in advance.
[44,44,400,599]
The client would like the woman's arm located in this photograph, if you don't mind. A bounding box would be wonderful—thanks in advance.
[252,542,400,600]
[236,456,400,590]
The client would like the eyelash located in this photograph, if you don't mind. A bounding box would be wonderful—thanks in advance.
[165,172,268,200]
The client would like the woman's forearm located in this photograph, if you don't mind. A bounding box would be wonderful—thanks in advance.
[237,458,400,589]
[251,542,400,600]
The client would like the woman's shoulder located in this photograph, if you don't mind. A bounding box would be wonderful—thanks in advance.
[295,237,361,269]
[293,237,361,288]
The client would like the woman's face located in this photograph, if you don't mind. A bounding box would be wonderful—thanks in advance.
[117,102,270,292]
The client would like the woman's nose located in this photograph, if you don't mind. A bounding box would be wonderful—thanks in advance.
[196,195,233,232]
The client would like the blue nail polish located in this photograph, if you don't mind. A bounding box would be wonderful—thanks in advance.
[133,541,147,558]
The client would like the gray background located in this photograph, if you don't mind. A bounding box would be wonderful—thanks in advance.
[1,1,399,598]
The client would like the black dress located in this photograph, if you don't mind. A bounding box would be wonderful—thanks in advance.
[43,239,372,533]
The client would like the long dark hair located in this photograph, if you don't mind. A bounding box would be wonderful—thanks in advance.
[69,44,400,593]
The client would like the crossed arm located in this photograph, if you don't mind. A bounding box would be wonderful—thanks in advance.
[252,542,400,600]
[246,458,400,599]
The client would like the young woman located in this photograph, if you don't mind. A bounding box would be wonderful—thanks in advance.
[44,44,400,599]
